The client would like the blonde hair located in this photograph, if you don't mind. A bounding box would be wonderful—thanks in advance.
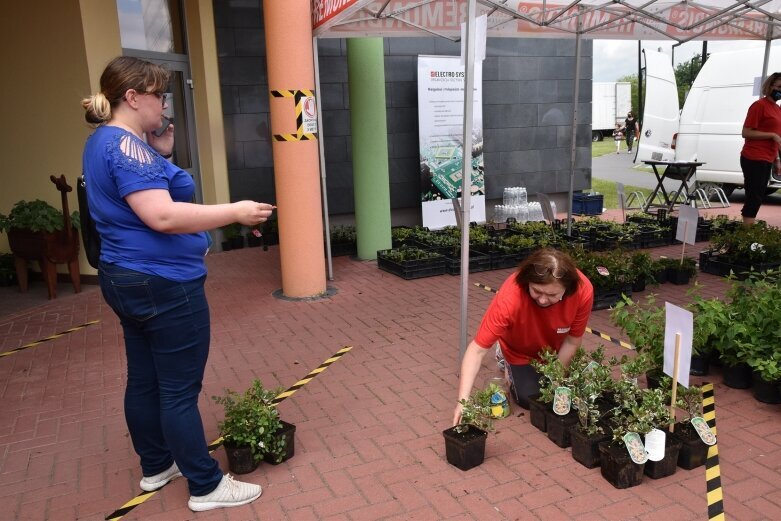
[761,72,781,97]
[81,56,170,126]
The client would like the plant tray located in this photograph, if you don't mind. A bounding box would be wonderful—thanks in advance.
[330,241,356,257]
[699,250,781,280]
[573,193,604,216]
[377,250,446,280]
[445,250,492,275]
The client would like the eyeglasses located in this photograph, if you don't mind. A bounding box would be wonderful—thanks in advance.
[139,90,167,105]
[532,263,565,279]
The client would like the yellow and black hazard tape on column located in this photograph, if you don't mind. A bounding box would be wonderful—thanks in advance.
[0,320,100,358]
[270,88,317,142]
[105,345,353,521]
[702,382,726,521]
[473,282,634,350]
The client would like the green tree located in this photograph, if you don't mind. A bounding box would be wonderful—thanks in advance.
[617,74,639,122]
[674,53,708,106]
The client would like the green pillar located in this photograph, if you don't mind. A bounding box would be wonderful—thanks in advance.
[347,37,392,260]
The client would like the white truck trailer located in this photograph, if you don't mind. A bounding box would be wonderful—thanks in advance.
[591,82,632,142]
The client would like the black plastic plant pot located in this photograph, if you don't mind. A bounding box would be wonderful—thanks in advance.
[645,370,663,390]
[443,425,488,471]
[673,423,709,470]
[528,394,548,432]
[223,441,258,475]
[665,267,691,285]
[264,421,296,465]
[631,277,646,293]
[570,427,610,468]
[652,268,667,284]
[751,372,781,404]
[644,436,683,479]
[221,241,232,252]
[545,410,579,448]
[230,236,245,249]
[689,354,710,376]
[723,362,753,389]
[247,234,262,247]
[598,441,645,489]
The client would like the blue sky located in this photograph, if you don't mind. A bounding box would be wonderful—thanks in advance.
[593,39,781,82]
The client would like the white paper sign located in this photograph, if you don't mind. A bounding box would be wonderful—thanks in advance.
[460,15,487,65]
[664,302,693,387]
[676,204,699,245]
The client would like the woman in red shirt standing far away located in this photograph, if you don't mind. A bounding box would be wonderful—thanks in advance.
[453,248,594,424]
[740,72,781,226]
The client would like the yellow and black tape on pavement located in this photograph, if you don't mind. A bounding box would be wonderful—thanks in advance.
[270,88,317,142]
[0,320,100,358]
[703,382,725,520]
[105,345,353,521]
[472,282,635,350]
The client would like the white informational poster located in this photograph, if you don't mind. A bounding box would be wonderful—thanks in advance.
[664,302,693,388]
[417,55,485,229]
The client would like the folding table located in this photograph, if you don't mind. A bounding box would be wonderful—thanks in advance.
[642,160,705,213]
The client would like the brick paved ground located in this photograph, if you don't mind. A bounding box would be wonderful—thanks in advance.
[1,201,780,520]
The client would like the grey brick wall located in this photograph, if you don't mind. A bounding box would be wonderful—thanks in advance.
[213,0,592,215]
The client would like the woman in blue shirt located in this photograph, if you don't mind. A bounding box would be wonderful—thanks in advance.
[81,56,274,512]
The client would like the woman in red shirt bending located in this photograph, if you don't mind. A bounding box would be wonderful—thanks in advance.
[740,72,781,225]
[453,248,594,423]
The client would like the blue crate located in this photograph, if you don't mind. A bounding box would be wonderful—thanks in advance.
[573,193,604,216]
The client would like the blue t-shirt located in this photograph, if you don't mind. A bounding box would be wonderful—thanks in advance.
[82,126,210,281]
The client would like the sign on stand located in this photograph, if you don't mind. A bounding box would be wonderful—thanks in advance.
[664,302,693,432]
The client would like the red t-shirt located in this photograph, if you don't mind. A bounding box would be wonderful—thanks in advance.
[474,270,594,365]
[741,97,781,163]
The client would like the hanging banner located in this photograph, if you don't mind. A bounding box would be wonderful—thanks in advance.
[417,55,485,229]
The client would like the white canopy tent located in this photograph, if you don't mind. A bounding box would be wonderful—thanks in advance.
[311,0,781,355]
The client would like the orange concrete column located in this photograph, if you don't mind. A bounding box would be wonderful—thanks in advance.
[263,0,326,298]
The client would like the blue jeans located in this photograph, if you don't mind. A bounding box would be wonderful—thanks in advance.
[99,262,221,496]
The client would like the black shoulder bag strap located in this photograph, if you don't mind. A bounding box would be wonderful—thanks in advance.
[77,174,101,269]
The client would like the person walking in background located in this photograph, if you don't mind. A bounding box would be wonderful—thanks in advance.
[452,248,594,423]
[81,56,275,512]
[624,111,639,153]
[613,123,624,154]
[739,72,781,225]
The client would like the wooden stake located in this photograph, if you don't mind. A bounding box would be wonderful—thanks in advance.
[669,333,681,433]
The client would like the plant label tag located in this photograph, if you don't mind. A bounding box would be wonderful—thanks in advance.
[552,386,571,416]
[585,361,599,373]
[252,229,262,237]
[597,266,610,276]
[644,428,666,461]
[623,432,649,464]
[489,389,510,419]
[690,416,717,446]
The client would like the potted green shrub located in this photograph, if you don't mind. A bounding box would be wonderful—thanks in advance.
[531,350,579,448]
[686,286,725,377]
[220,223,244,251]
[212,379,291,474]
[611,295,665,387]
[443,390,494,471]
[661,256,697,285]
[329,224,357,257]
[246,226,263,247]
[528,350,565,433]
[600,383,672,488]
[670,383,711,470]
[629,251,656,293]
[262,218,279,245]
[567,346,614,468]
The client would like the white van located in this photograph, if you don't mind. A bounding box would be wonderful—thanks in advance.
[639,48,781,196]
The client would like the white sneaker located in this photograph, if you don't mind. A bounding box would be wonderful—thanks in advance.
[188,474,262,512]
[139,462,182,491]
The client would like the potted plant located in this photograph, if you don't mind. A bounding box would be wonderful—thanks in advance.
[212,379,290,474]
[629,251,656,293]
[686,286,726,377]
[329,224,357,257]
[443,390,494,471]
[661,256,697,285]
[246,226,263,247]
[670,383,711,470]
[528,350,564,434]
[611,295,665,387]
[531,350,579,448]
[651,258,668,284]
[568,346,613,468]
[0,198,81,298]
[262,218,279,245]
[600,383,672,488]
[220,223,244,251]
